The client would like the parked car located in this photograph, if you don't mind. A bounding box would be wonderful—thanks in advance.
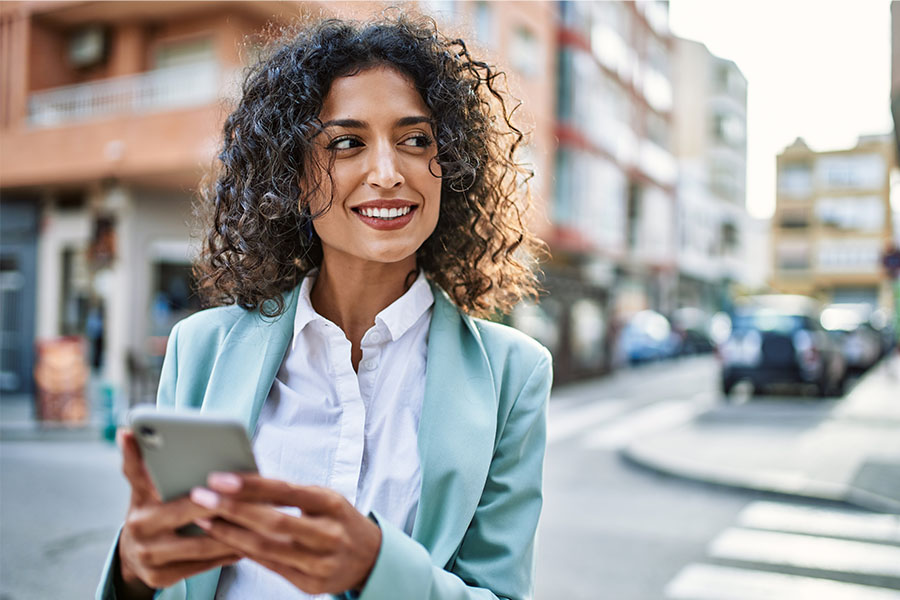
[671,307,715,355]
[820,303,883,374]
[619,310,681,364]
[719,295,846,397]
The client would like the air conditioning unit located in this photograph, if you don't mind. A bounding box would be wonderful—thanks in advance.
[69,25,107,68]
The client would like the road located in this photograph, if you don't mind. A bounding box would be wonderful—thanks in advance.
[536,355,900,599]
[2,355,898,599]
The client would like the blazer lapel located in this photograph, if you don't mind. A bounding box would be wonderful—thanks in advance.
[413,285,497,566]
[198,287,300,433]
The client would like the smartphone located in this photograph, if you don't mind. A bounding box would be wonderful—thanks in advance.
[128,406,258,503]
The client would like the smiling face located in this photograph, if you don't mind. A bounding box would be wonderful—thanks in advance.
[307,66,442,273]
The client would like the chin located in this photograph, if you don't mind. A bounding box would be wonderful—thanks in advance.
[359,243,420,265]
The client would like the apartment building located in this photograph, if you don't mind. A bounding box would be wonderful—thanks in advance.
[1,1,299,397]
[671,37,749,313]
[0,0,558,400]
[771,135,894,309]
[543,0,675,379]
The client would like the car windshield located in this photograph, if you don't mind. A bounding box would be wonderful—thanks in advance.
[732,311,805,333]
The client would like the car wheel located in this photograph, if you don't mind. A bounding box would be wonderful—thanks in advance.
[817,374,842,398]
[721,377,735,399]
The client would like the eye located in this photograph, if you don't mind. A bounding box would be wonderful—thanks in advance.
[400,134,434,148]
[327,136,362,151]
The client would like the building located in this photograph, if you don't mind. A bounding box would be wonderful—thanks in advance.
[771,135,895,309]
[671,37,749,314]
[0,1,559,403]
[534,0,675,381]
[891,0,900,163]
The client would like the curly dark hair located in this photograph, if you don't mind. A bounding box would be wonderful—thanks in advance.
[194,11,546,318]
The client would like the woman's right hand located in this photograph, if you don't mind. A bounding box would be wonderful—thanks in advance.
[115,429,243,599]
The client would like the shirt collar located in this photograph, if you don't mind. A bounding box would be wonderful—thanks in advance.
[374,270,434,343]
[292,270,434,349]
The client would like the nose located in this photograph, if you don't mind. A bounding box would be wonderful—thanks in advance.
[365,142,404,189]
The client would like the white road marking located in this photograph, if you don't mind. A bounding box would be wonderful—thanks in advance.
[546,398,633,444]
[581,396,712,450]
[666,563,900,600]
[737,501,900,544]
[709,527,900,579]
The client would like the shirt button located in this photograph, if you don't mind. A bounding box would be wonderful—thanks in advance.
[363,359,378,371]
[369,332,382,344]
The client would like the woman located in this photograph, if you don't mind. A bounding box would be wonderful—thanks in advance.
[98,13,551,600]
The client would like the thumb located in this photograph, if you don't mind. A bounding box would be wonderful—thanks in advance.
[118,428,160,505]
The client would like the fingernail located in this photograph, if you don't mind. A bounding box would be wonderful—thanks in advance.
[208,472,242,493]
[194,517,212,530]
[191,487,220,509]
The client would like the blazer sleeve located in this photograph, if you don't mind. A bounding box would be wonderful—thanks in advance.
[353,350,552,600]
[95,323,183,600]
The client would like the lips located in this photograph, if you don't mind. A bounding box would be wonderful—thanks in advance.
[352,200,418,230]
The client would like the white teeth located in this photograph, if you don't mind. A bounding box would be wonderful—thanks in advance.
[359,206,412,219]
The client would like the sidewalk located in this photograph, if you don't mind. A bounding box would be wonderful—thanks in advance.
[0,380,119,442]
[623,354,900,513]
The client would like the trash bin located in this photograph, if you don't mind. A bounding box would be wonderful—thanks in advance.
[33,336,89,424]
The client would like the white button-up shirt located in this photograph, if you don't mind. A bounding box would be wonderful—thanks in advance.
[216,271,434,599]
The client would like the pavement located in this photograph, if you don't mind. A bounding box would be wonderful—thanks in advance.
[623,353,900,513]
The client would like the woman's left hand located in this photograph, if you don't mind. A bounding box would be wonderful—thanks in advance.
[190,473,382,595]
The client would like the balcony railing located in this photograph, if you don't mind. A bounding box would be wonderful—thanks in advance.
[28,62,232,127]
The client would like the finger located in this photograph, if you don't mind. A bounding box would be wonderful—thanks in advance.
[207,474,343,515]
[137,555,243,591]
[136,533,242,568]
[191,488,339,549]
[129,495,222,538]
[200,517,332,579]
[119,429,158,504]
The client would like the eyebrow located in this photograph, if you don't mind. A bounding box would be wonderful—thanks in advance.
[319,115,433,129]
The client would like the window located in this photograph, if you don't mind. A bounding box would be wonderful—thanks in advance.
[816,154,886,190]
[626,182,641,251]
[509,26,541,77]
[474,1,493,47]
[817,239,881,273]
[554,150,574,225]
[779,207,809,229]
[778,164,813,197]
[153,37,215,69]
[721,222,739,254]
[419,0,457,23]
[557,49,574,122]
[646,111,668,148]
[710,157,740,201]
[816,196,884,231]
[776,240,810,270]
[712,112,745,147]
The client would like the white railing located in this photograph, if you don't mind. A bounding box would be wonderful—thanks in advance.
[28,62,231,127]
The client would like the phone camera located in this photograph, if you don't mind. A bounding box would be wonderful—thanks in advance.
[138,425,163,449]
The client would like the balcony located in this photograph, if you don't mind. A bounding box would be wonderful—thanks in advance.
[28,62,230,128]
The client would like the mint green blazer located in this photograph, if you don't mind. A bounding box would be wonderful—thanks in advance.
[97,282,552,600]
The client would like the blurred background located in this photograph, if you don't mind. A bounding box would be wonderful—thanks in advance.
[1,1,899,599]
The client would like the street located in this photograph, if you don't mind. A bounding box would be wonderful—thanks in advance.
[536,355,900,599]
[2,356,899,599]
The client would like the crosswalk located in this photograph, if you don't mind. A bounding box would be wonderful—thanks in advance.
[664,500,900,599]
[547,393,713,448]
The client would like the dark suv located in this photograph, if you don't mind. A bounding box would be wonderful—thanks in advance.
[719,295,846,397]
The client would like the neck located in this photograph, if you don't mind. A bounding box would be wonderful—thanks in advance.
[310,255,418,367]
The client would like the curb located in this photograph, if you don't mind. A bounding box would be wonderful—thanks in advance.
[620,441,900,514]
